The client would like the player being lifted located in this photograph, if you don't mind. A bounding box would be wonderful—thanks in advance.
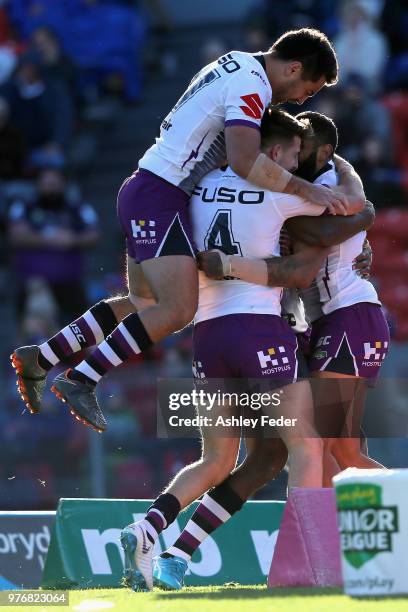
[12,28,356,431]
[119,108,367,592]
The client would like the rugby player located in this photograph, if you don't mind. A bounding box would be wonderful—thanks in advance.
[292,111,388,482]
[198,112,387,478]
[119,108,367,592]
[12,29,357,432]
[149,112,382,592]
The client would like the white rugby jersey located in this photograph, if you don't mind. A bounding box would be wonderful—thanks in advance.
[191,168,323,324]
[299,160,380,323]
[139,52,272,196]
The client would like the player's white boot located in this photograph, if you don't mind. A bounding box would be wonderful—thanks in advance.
[120,522,154,591]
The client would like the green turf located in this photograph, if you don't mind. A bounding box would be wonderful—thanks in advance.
[9,586,408,612]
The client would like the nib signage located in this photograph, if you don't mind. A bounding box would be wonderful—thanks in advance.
[42,499,284,589]
[337,483,399,569]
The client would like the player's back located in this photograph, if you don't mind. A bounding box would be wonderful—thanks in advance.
[139,52,272,196]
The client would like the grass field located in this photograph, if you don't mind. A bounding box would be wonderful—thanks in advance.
[9,586,408,612]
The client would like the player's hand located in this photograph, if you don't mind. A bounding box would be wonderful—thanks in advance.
[353,238,372,278]
[197,250,230,279]
[302,182,349,216]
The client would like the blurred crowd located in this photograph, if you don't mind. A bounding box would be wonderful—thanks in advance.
[1,0,408,509]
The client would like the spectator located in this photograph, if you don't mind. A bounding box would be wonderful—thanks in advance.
[381,0,408,90]
[31,26,77,95]
[0,96,26,181]
[354,136,404,207]
[334,0,388,92]
[7,168,100,327]
[331,75,392,164]
[1,52,74,169]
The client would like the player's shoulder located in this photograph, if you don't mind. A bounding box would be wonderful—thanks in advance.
[313,160,337,187]
[222,51,270,84]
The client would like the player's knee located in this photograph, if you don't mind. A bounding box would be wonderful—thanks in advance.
[159,298,197,331]
[172,302,197,330]
[290,437,324,459]
[331,440,361,467]
[201,453,236,485]
[248,440,288,480]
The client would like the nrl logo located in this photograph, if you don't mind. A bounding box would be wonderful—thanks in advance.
[313,349,327,360]
[336,483,399,569]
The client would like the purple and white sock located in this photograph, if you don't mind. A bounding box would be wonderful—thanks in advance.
[164,482,244,561]
[38,301,118,371]
[130,493,181,545]
[70,312,153,386]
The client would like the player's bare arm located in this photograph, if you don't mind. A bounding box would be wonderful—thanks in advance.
[197,247,329,289]
[225,125,348,215]
[285,200,375,247]
[334,154,366,213]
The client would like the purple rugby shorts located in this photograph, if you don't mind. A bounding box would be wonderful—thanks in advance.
[117,169,196,263]
[192,314,299,383]
[308,302,390,380]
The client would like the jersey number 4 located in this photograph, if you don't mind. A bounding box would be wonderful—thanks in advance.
[204,210,242,255]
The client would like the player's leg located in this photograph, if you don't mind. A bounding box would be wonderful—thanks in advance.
[70,255,197,369]
[270,379,324,488]
[11,256,151,415]
[50,171,198,430]
[121,428,240,592]
[309,303,390,481]
[317,372,386,477]
[121,316,239,591]
[163,437,287,559]
[154,437,287,590]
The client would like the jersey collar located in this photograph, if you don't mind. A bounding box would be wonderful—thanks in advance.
[312,161,333,182]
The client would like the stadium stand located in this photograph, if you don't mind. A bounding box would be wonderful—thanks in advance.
[1,0,408,510]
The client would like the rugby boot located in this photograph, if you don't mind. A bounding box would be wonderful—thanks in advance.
[121,523,154,592]
[10,346,47,414]
[153,555,188,590]
[51,370,107,432]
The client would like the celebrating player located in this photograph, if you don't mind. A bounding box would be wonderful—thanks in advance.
[119,108,367,592]
[292,111,389,481]
[12,29,354,432]
[150,112,382,592]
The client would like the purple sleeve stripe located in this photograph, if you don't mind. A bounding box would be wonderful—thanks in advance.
[225,119,261,130]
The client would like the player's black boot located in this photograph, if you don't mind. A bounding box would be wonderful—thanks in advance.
[11,346,48,414]
[51,370,107,433]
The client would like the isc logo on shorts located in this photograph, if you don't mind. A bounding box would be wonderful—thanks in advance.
[257,346,290,374]
[131,219,156,244]
[316,335,332,347]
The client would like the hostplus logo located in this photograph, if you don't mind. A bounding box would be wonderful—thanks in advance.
[337,483,399,569]
[362,341,388,367]
[257,346,290,375]
[131,219,156,244]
